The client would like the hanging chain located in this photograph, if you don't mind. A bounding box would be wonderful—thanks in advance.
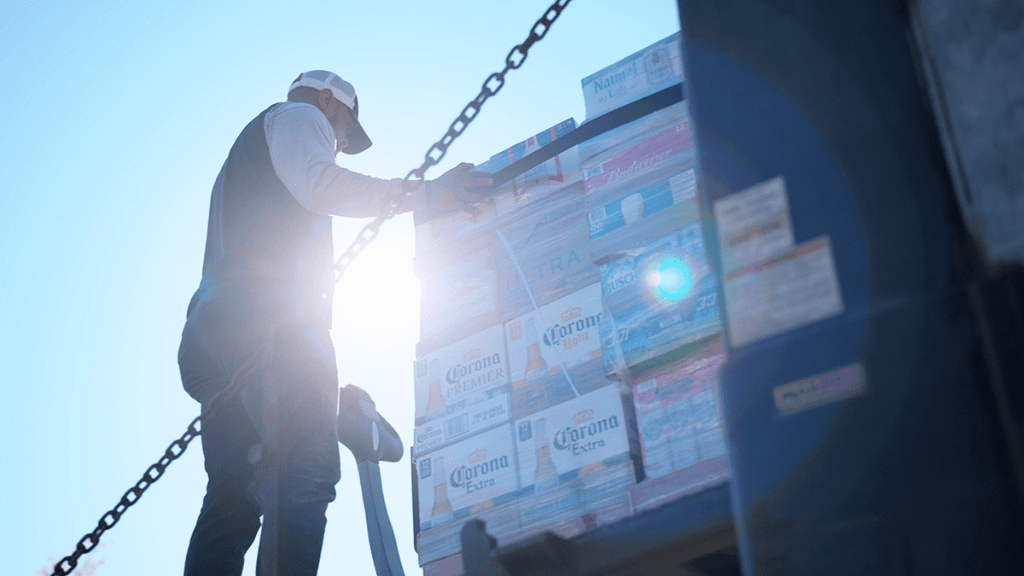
[332,0,572,282]
[51,2,572,573]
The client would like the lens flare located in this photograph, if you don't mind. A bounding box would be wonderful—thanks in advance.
[644,256,693,303]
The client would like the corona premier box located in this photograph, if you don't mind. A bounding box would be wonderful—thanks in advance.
[494,182,600,321]
[475,119,580,218]
[414,424,520,534]
[413,324,511,426]
[586,166,700,261]
[504,283,609,417]
[416,238,501,353]
[580,33,683,120]
[413,394,510,456]
[632,338,727,480]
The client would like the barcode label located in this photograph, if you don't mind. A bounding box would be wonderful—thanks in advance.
[445,414,469,440]
[670,168,697,203]
[588,206,607,225]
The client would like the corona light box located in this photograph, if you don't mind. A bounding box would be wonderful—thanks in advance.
[413,324,511,427]
[504,283,609,417]
[494,182,600,321]
[414,424,520,533]
[580,33,683,120]
[474,119,580,218]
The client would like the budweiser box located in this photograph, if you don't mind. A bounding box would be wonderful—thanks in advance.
[513,384,641,497]
[581,117,696,200]
[581,33,684,120]
[494,182,600,321]
[414,424,521,534]
[416,237,501,353]
[577,100,688,164]
[413,324,511,426]
[587,165,700,262]
[631,338,728,480]
[504,283,610,418]
[475,119,581,218]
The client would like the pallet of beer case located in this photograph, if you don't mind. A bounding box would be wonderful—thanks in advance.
[412,384,642,566]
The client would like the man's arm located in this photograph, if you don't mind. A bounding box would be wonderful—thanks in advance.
[265,103,492,218]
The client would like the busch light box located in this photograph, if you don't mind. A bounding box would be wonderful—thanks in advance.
[580,33,683,120]
[514,384,640,495]
[599,223,722,370]
[475,119,580,217]
[504,283,608,417]
[632,338,728,480]
[581,118,696,200]
[415,424,520,532]
[414,324,511,426]
[587,166,700,261]
[414,197,499,257]
[494,183,600,321]
[416,238,501,353]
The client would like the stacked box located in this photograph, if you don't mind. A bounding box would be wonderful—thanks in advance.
[494,182,599,321]
[581,33,684,121]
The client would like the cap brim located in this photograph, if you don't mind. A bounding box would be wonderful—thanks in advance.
[342,119,372,155]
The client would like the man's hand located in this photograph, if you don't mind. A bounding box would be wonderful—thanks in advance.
[427,162,494,216]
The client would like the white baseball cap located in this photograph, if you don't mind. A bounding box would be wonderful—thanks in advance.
[288,70,372,154]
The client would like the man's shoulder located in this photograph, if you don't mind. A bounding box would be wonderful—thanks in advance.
[266,101,321,122]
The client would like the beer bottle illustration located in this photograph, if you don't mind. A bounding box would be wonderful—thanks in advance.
[532,417,560,492]
[424,358,446,420]
[523,317,549,384]
[430,455,453,525]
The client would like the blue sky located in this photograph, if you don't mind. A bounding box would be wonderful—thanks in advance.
[0,1,681,574]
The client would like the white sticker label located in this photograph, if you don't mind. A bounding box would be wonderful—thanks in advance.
[714,176,795,275]
[723,236,843,347]
[773,363,867,416]
[670,168,697,202]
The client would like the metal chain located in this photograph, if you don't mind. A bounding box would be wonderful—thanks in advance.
[51,2,573,573]
[333,0,572,283]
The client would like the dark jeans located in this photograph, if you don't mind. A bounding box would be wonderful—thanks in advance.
[178,286,341,576]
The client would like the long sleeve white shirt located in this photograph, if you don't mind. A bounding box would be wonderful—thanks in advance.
[263,102,422,217]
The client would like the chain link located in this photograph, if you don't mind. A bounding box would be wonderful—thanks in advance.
[51,2,573,573]
[332,0,572,283]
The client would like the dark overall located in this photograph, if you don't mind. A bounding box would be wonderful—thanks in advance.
[179,105,341,576]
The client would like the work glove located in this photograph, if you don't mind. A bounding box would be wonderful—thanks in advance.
[426,162,494,216]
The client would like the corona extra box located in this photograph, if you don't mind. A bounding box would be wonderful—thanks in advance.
[580,33,683,120]
[416,238,501,352]
[631,338,728,481]
[475,119,580,218]
[494,182,599,321]
[504,283,609,417]
[413,324,510,426]
[598,223,722,371]
[414,424,520,534]
[513,385,642,528]
[586,165,700,261]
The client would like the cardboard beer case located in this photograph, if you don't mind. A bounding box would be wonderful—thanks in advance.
[581,117,696,201]
[494,182,600,322]
[503,283,610,418]
[581,33,684,120]
[413,324,511,427]
[474,119,581,219]
[578,100,689,164]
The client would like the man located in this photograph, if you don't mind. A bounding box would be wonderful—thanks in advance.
[177,70,492,576]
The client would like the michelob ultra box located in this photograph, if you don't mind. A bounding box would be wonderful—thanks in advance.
[475,119,581,218]
[587,165,700,261]
[504,283,609,417]
[414,424,520,533]
[413,324,511,426]
[494,182,600,321]
[581,118,696,200]
[632,338,728,481]
[416,238,501,352]
[580,33,684,120]
[514,384,641,496]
